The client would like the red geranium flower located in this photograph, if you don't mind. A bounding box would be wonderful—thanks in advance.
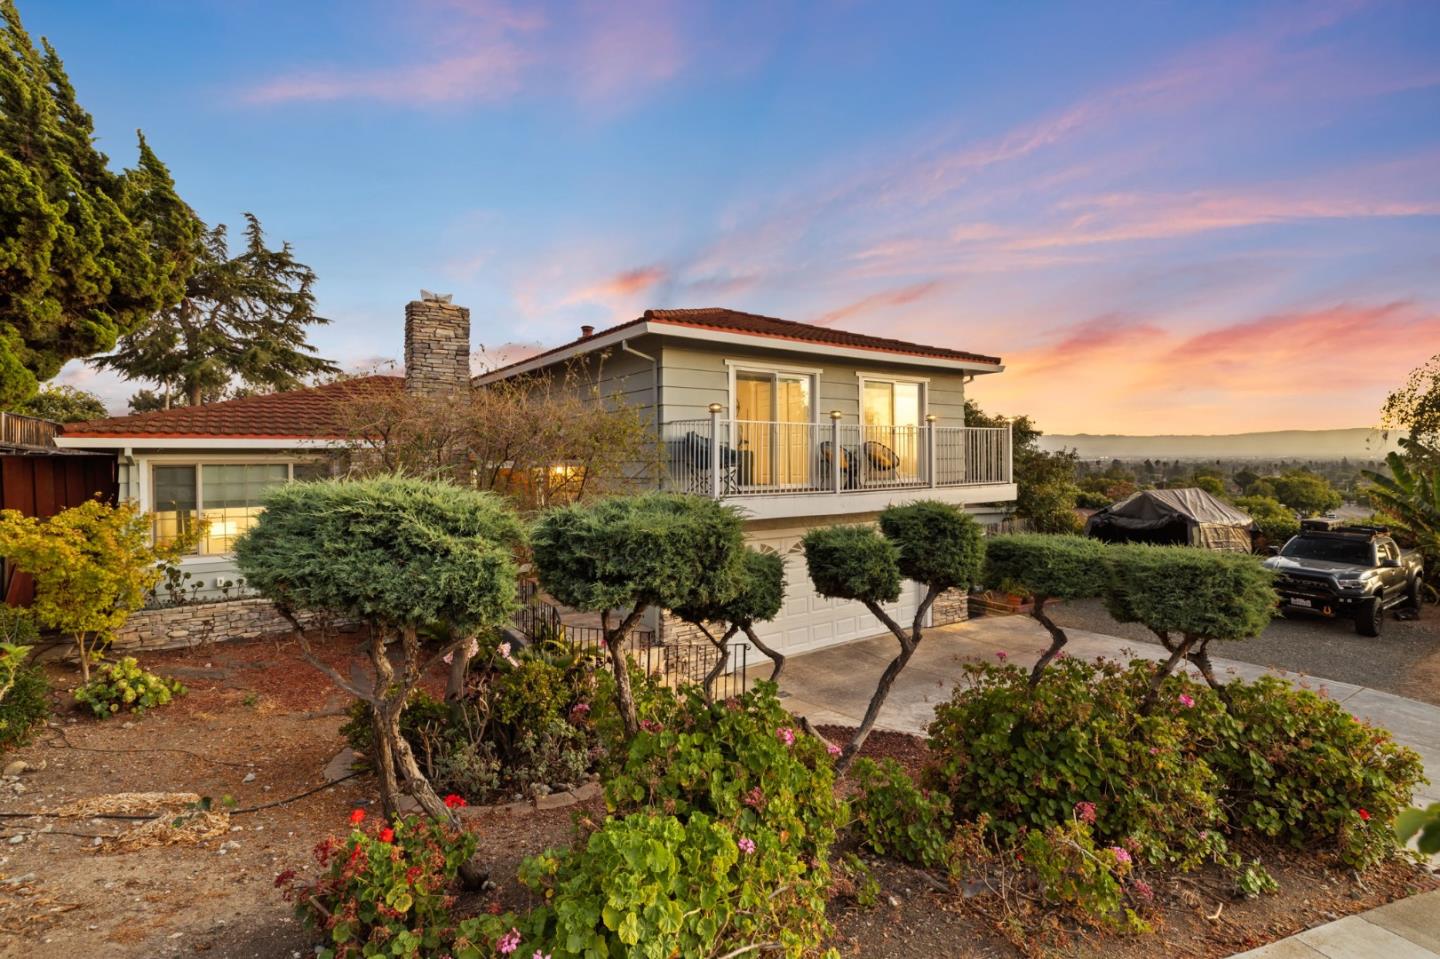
[380,827,395,843]
[443,793,467,809]
[1357,808,1372,822]
[348,808,366,825]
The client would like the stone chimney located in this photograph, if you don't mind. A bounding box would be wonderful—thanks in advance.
[404,292,471,395]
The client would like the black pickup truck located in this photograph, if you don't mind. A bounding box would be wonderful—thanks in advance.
[1262,520,1424,636]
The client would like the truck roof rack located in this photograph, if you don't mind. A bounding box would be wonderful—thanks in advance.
[1297,518,1390,537]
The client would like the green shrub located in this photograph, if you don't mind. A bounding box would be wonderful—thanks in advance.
[0,609,48,749]
[74,656,184,717]
[925,658,1229,869]
[878,500,986,591]
[1233,495,1299,545]
[279,811,478,959]
[1022,819,1149,933]
[1207,677,1425,869]
[801,525,901,604]
[982,533,1108,602]
[1103,545,1275,644]
[849,758,954,869]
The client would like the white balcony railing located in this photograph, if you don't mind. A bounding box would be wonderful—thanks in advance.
[661,416,1012,498]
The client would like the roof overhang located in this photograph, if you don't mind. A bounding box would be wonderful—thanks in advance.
[474,319,1004,385]
[55,436,345,451]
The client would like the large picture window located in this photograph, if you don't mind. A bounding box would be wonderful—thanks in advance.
[151,461,314,554]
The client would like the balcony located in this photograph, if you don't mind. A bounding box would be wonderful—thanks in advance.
[661,415,1014,518]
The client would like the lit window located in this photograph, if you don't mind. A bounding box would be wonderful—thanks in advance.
[150,462,296,554]
[152,465,198,549]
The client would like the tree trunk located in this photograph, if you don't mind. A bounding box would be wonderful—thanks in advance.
[742,624,786,683]
[700,624,740,704]
[1027,596,1068,687]
[602,605,648,737]
[1139,634,1196,714]
[1185,638,1232,707]
[835,586,939,775]
[370,702,403,819]
[445,640,468,701]
[75,633,91,683]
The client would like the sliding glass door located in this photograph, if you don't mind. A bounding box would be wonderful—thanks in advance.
[734,369,813,488]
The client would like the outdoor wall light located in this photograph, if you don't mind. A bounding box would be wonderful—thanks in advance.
[829,410,844,420]
[708,403,724,414]
[926,413,938,424]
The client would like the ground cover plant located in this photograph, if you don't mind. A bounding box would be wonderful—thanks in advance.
[72,655,184,717]
[802,500,984,769]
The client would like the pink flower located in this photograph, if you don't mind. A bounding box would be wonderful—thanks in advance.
[1108,846,1131,864]
[640,718,663,733]
[737,836,756,854]
[497,928,521,954]
[1131,878,1154,902]
[497,641,511,658]
[777,727,795,746]
[995,651,1008,661]
[533,953,552,959]
[1177,693,1195,708]
[1149,747,1160,755]
[1073,801,1096,824]
[826,742,842,757]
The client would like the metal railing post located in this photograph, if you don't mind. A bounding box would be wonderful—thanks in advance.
[926,414,938,488]
[1005,423,1014,484]
[708,403,723,499]
[829,410,843,493]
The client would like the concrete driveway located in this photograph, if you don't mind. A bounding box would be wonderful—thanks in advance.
[777,613,1440,807]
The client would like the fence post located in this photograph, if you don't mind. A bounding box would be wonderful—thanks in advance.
[829,410,843,493]
[708,403,723,499]
[926,414,938,488]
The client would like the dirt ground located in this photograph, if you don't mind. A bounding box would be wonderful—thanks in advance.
[0,637,1433,959]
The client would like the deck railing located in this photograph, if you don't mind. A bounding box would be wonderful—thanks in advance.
[661,416,1011,498]
[0,412,59,449]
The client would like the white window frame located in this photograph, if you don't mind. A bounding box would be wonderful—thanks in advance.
[724,360,822,424]
[145,456,326,556]
[855,372,930,425]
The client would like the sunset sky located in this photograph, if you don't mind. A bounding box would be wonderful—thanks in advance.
[34,0,1440,433]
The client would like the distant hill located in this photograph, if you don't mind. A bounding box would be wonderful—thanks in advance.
[1037,428,1404,461]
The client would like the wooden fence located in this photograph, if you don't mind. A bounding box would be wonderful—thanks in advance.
[1,447,118,605]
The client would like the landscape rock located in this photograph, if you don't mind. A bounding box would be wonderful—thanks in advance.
[2,760,28,777]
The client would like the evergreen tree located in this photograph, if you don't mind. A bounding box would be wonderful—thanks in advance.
[99,214,338,407]
[0,0,197,406]
[8,383,106,421]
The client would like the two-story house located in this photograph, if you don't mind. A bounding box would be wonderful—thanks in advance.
[56,295,1015,660]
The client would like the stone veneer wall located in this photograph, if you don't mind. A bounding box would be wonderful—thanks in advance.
[403,298,471,395]
[105,598,325,655]
[929,587,970,627]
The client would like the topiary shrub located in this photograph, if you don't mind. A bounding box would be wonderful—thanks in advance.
[981,533,1109,685]
[73,656,184,718]
[671,546,787,695]
[802,501,984,769]
[849,757,955,870]
[531,493,746,736]
[925,657,1229,870]
[1103,544,1276,704]
[1207,676,1425,869]
[236,475,524,836]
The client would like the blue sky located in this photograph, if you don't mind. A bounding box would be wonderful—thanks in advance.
[31,0,1440,432]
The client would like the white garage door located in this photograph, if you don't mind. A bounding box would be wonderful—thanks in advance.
[746,531,922,659]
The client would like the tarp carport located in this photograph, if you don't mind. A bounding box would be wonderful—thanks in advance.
[1084,487,1256,552]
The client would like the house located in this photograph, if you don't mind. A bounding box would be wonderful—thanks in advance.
[56,294,1016,659]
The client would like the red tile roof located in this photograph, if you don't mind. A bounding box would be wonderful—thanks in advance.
[60,376,403,439]
[482,307,1002,378]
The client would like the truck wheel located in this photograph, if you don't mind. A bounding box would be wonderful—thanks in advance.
[1355,596,1384,637]
[1406,576,1423,617]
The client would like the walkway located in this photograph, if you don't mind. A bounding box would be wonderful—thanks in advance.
[1232,892,1440,958]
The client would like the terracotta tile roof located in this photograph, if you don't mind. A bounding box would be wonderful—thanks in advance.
[481,307,1001,379]
[60,375,403,439]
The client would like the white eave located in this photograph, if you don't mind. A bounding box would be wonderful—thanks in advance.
[54,436,345,451]
[473,320,1005,385]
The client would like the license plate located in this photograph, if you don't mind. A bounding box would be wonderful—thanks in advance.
[1289,597,1312,608]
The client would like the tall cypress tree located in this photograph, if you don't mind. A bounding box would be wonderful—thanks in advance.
[100,213,340,408]
[0,0,198,406]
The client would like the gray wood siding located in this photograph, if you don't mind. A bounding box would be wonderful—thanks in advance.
[656,341,970,425]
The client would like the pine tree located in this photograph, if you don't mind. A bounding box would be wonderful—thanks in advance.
[99,214,339,407]
[0,0,197,406]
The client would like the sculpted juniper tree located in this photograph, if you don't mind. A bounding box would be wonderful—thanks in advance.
[671,547,787,701]
[802,501,984,771]
[1103,544,1276,709]
[530,493,744,736]
[980,533,1108,686]
[234,476,524,839]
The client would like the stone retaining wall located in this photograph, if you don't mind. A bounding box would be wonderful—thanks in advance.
[109,598,317,654]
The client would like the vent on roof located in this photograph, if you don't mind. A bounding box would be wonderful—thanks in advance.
[580,325,595,339]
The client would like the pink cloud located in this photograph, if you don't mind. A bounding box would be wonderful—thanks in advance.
[242,0,692,110]
[814,281,944,327]
[561,264,668,306]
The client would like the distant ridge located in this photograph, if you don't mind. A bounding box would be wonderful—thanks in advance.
[1038,427,1404,461]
